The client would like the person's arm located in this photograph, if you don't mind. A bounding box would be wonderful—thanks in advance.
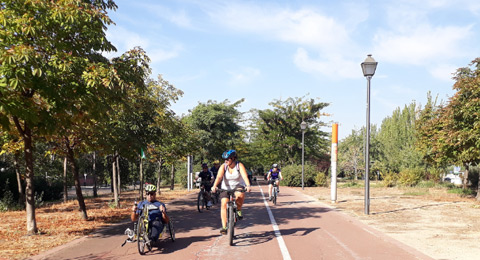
[279,171,283,180]
[238,162,251,192]
[160,204,169,223]
[131,203,140,222]
[212,164,225,192]
[267,171,272,180]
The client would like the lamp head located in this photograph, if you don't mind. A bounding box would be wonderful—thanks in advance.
[361,54,378,77]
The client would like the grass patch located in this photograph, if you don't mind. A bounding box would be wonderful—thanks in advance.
[447,187,475,197]
[403,190,428,196]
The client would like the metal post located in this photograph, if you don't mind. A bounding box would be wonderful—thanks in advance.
[365,76,371,215]
[301,130,305,190]
[331,123,338,203]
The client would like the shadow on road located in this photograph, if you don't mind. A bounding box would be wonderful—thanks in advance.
[233,227,319,246]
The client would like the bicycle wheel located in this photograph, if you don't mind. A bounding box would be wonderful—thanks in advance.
[273,187,277,205]
[197,191,205,213]
[168,218,176,242]
[227,205,235,246]
[137,216,147,255]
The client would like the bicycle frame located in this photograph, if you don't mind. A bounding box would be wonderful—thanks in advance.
[220,188,245,246]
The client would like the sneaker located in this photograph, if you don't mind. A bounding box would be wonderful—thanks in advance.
[207,200,213,207]
[220,227,227,235]
[269,196,272,201]
[237,210,243,220]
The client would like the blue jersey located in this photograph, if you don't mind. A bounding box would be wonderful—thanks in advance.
[136,200,165,222]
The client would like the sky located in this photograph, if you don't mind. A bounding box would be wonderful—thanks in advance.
[105,0,480,139]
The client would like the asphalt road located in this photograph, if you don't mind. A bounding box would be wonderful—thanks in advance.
[31,183,433,260]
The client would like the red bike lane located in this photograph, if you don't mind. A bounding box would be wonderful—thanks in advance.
[30,183,433,260]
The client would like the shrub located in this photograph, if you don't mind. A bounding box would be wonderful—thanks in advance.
[315,172,328,187]
[425,167,444,183]
[0,179,16,212]
[398,168,424,187]
[381,171,397,187]
[282,163,319,187]
[34,177,63,202]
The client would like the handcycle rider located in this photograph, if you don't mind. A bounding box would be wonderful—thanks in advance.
[211,150,252,235]
[267,163,283,201]
[131,184,169,245]
[196,163,214,207]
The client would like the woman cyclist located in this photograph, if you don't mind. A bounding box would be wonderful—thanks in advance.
[212,150,251,235]
[267,164,283,201]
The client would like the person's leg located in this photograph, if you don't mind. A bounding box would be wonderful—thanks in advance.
[276,180,280,192]
[268,183,273,198]
[150,218,164,242]
[220,197,228,228]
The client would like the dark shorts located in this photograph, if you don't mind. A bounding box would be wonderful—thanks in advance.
[149,218,165,241]
[268,179,279,185]
[219,185,245,200]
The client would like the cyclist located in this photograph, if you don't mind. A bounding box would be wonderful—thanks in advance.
[196,163,214,207]
[210,160,220,180]
[131,184,169,244]
[212,150,251,235]
[267,164,283,201]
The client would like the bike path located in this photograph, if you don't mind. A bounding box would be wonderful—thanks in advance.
[30,184,433,259]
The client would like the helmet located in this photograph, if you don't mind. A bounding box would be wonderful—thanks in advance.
[201,163,208,168]
[145,184,157,193]
[222,150,237,160]
[272,163,278,168]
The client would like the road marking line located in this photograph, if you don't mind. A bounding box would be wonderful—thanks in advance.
[257,183,292,260]
[324,230,361,259]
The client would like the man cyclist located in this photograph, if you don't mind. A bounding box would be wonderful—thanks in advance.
[210,160,220,180]
[212,150,251,235]
[196,163,214,207]
[131,184,169,244]
[267,163,283,201]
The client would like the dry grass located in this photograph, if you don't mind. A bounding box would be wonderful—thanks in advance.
[0,187,193,260]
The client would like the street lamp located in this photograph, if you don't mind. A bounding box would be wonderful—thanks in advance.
[300,121,307,190]
[361,54,378,215]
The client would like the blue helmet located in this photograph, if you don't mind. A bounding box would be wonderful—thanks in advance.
[222,150,237,160]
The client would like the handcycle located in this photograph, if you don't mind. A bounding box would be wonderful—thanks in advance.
[219,187,246,246]
[197,180,213,212]
[122,203,175,255]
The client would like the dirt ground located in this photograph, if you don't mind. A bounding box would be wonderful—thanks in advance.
[292,184,480,260]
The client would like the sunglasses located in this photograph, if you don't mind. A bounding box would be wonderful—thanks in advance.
[146,192,155,196]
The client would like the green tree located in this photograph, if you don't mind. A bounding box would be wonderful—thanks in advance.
[0,0,118,234]
[183,99,244,162]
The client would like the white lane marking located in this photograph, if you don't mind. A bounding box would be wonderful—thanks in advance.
[324,229,362,260]
[257,183,292,260]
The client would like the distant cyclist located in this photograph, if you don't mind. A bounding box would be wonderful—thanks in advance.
[196,163,214,207]
[210,160,220,180]
[131,184,169,244]
[212,150,251,235]
[267,164,283,201]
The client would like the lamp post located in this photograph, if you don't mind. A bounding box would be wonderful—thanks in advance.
[361,54,378,215]
[301,121,307,190]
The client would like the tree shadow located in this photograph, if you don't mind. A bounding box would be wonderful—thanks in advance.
[232,227,319,247]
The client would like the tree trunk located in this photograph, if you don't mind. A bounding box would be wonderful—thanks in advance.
[63,157,68,203]
[64,136,88,220]
[92,152,98,197]
[170,164,175,190]
[139,157,144,200]
[112,153,119,208]
[463,163,469,190]
[13,118,37,235]
[156,159,163,195]
[476,173,480,201]
[14,151,25,206]
[116,155,121,195]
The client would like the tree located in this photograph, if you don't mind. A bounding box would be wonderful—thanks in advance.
[251,96,329,167]
[183,99,244,162]
[0,0,118,233]
[338,129,363,180]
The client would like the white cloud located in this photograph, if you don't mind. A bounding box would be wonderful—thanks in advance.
[293,48,361,79]
[429,64,457,81]
[373,24,473,66]
[227,67,261,85]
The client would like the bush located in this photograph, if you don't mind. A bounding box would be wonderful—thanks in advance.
[0,179,16,212]
[425,167,444,183]
[282,163,320,187]
[34,177,63,202]
[398,168,424,187]
[468,166,480,188]
[315,172,328,187]
[381,171,397,187]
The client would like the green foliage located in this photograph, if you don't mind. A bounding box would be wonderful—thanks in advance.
[424,167,444,183]
[0,179,17,211]
[33,178,63,202]
[315,172,328,187]
[381,171,398,187]
[447,187,475,196]
[281,163,319,187]
[398,168,424,187]
[338,129,363,180]
[340,181,360,187]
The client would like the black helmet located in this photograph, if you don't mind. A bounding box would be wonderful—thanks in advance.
[201,163,208,168]
[272,163,278,168]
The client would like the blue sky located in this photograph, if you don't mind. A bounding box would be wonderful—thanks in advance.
[106,0,480,139]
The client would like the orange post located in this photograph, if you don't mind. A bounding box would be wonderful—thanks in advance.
[331,123,338,203]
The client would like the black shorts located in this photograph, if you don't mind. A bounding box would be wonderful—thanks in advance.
[268,179,279,185]
[219,185,245,200]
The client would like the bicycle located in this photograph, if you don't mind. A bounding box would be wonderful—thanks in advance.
[272,181,279,205]
[197,181,212,213]
[219,187,246,246]
[122,203,175,255]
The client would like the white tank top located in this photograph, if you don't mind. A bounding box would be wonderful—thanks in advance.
[221,162,245,190]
